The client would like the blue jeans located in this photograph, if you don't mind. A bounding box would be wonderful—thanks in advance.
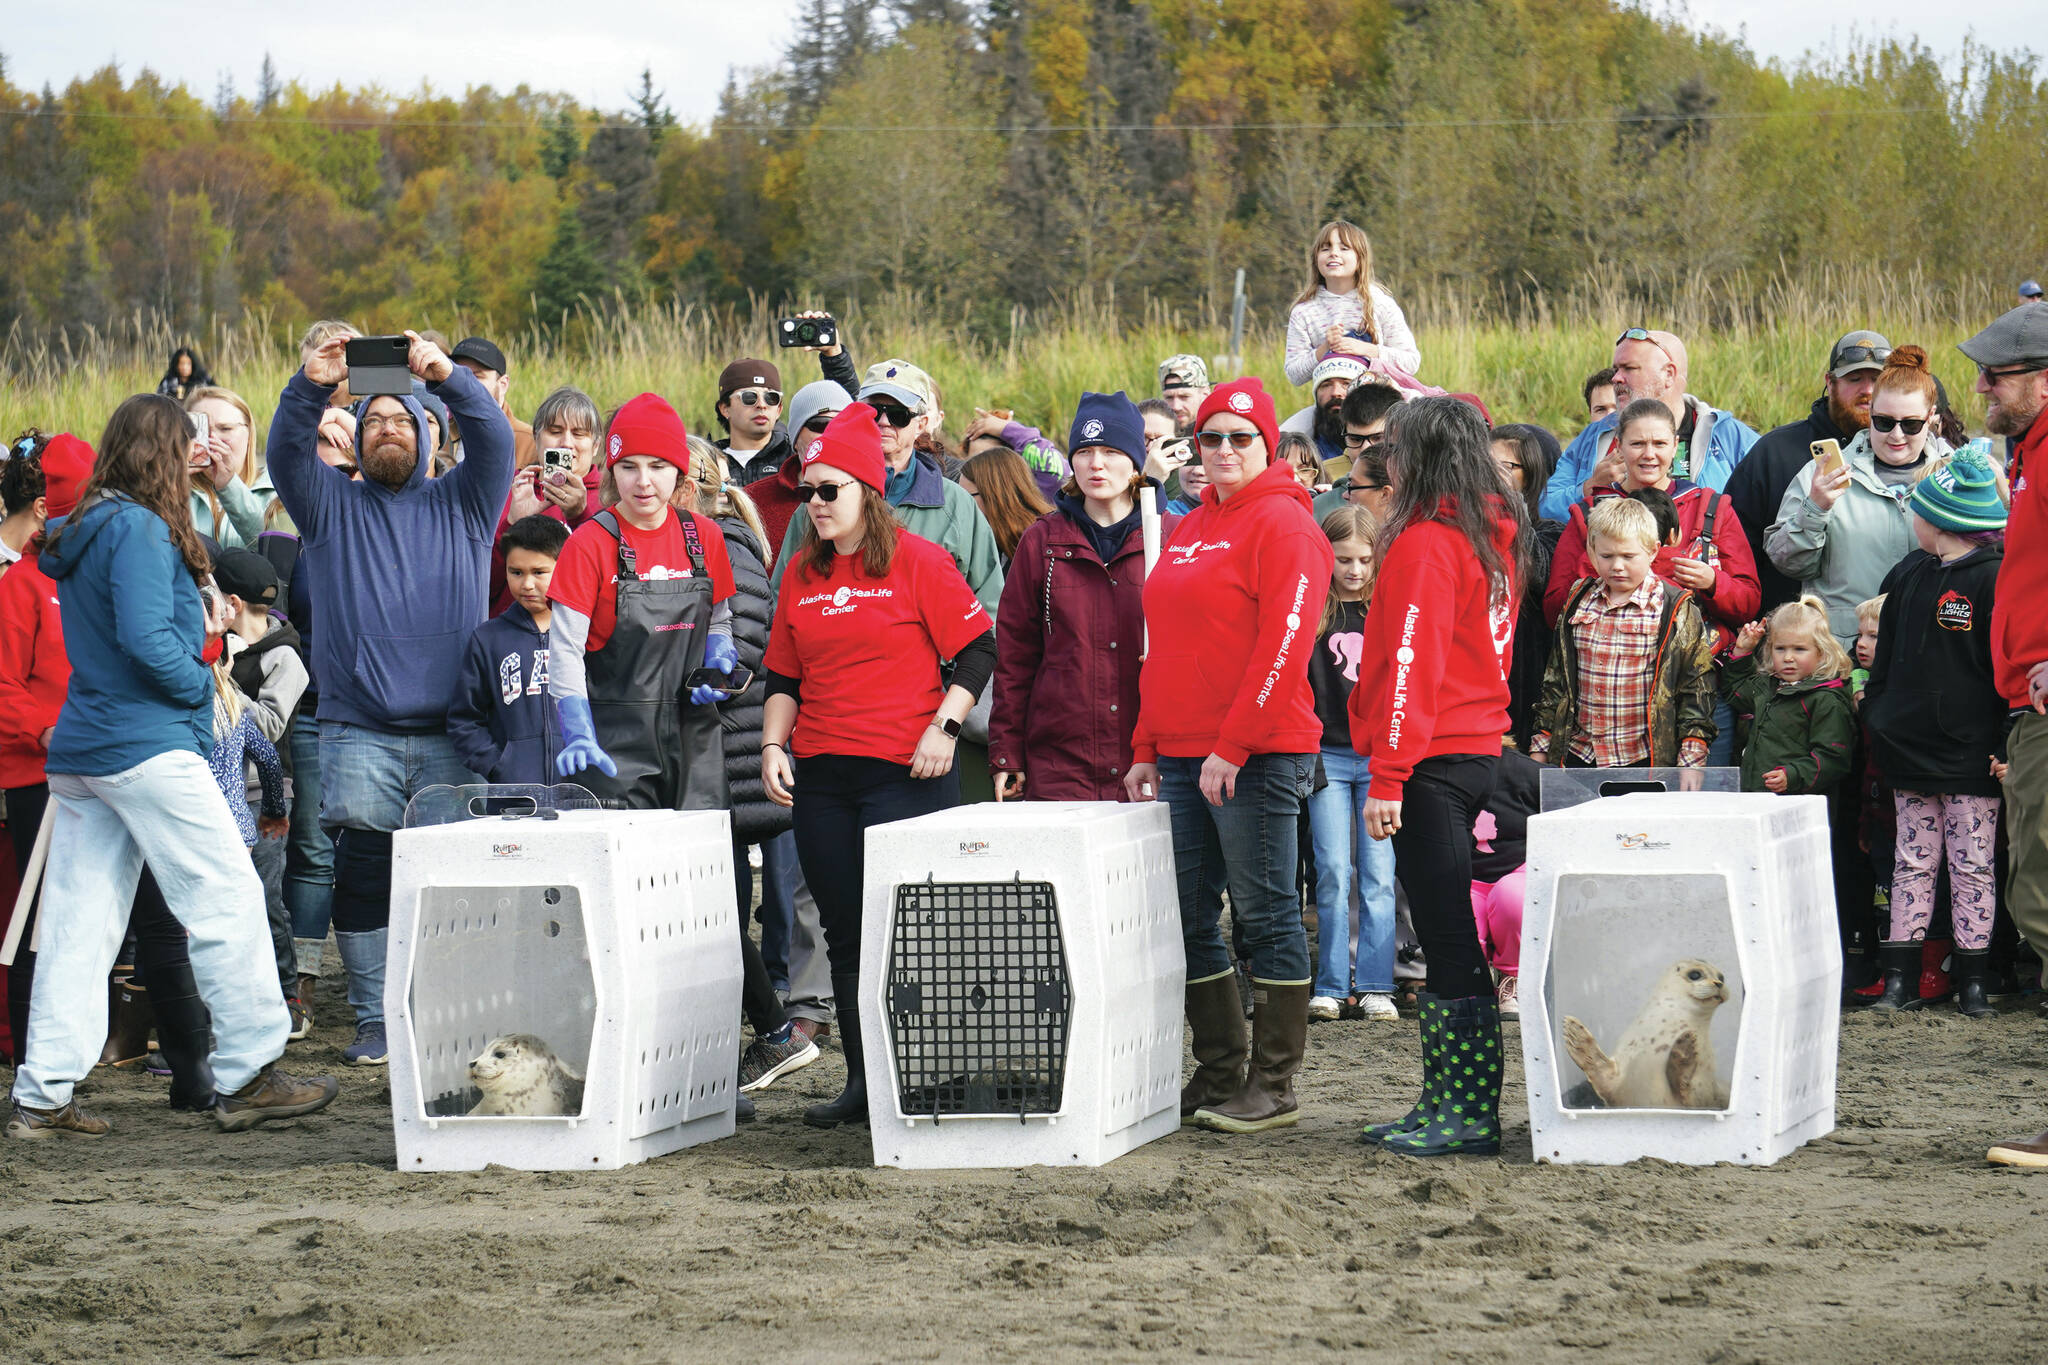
[1159,752,1315,984]
[284,713,334,969]
[1307,747,1397,998]
[757,829,798,993]
[13,751,288,1108]
[1706,696,1738,768]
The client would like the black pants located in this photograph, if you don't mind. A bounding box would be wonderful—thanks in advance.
[730,834,786,1036]
[791,754,959,977]
[1391,754,1498,1000]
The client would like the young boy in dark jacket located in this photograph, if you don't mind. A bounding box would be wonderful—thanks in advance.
[448,515,568,784]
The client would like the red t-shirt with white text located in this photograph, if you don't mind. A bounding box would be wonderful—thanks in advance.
[547,510,736,653]
[764,532,991,764]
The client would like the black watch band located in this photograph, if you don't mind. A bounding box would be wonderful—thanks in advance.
[933,717,961,739]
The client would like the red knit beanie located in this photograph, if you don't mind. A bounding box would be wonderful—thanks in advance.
[1195,377,1280,458]
[40,434,96,517]
[605,392,690,473]
[799,402,889,493]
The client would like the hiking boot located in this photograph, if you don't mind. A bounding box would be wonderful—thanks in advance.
[1307,995,1342,1022]
[1495,973,1520,1022]
[287,998,312,1042]
[1192,981,1309,1134]
[1986,1127,2048,1169]
[1180,972,1249,1120]
[342,1021,388,1067]
[739,1023,821,1093]
[7,1098,111,1140]
[213,1065,339,1131]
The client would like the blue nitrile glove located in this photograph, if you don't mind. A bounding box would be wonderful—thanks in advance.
[555,696,617,778]
[689,633,740,706]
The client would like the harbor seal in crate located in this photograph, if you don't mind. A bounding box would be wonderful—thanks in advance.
[1559,960,1731,1110]
[466,1035,585,1116]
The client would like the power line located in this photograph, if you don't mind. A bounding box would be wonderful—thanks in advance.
[0,101,2032,136]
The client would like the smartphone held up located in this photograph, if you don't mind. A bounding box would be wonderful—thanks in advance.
[345,335,413,397]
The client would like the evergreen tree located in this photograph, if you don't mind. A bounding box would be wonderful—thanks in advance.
[256,54,281,113]
[632,69,676,146]
[580,123,656,288]
[532,202,605,327]
[541,110,581,180]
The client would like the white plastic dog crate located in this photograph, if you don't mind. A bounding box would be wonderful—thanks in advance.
[386,789,742,1171]
[1519,791,1839,1166]
[857,802,1185,1169]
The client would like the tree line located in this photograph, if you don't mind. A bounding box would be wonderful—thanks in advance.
[3,0,2044,352]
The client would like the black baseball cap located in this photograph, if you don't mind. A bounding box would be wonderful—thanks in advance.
[449,336,509,374]
[213,548,279,607]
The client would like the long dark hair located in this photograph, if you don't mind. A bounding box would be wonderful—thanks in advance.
[1375,397,1527,608]
[794,482,900,579]
[960,445,1051,561]
[49,394,211,580]
[160,346,210,389]
[1490,422,1559,526]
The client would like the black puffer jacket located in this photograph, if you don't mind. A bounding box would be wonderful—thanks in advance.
[716,515,790,843]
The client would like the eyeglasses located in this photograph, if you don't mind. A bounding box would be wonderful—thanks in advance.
[1342,429,1388,451]
[1869,414,1928,435]
[801,412,838,434]
[732,389,782,408]
[868,401,915,429]
[360,415,411,435]
[1979,363,2045,384]
[1195,430,1262,453]
[795,480,857,504]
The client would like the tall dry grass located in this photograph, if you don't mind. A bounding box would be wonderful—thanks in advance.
[0,267,2009,454]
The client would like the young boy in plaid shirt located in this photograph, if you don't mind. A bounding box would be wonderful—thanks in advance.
[1530,497,1718,768]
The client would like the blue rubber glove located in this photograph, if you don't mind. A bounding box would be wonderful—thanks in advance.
[689,632,740,706]
[554,695,617,778]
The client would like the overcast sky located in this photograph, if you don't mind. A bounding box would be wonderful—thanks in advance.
[4,1,2030,124]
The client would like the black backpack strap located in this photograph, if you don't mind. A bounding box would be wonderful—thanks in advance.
[676,511,707,575]
[592,509,636,581]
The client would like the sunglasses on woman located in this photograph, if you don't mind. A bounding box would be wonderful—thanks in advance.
[794,480,857,503]
[1870,414,1927,435]
[1195,430,1261,453]
[732,388,782,407]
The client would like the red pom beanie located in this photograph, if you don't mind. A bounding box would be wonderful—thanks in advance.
[605,392,690,474]
[799,402,889,493]
[40,434,96,517]
[1194,377,1280,457]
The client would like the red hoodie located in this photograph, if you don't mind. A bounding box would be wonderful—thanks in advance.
[1350,507,1517,800]
[1131,458,1333,767]
[0,553,70,789]
[1993,415,2048,707]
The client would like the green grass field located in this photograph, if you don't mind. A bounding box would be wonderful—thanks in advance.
[1,274,2006,452]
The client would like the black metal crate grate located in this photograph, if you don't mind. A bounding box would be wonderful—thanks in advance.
[887,879,1072,1118]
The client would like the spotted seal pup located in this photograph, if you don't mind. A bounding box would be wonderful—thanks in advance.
[1560,959,1731,1109]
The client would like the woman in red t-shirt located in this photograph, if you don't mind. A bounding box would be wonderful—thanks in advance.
[759,403,996,1129]
[547,393,739,811]
[1348,396,1531,1158]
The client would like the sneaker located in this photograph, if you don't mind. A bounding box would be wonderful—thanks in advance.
[738,1023,821,1092]
[1496,974,1520,1022]
[1360,991,1400,1021]
[1307,995,1342,1022]
[213,1065,340,1131]
[343,1021,388,1067]
[7,1098,111,1140]
[288,998,312,1042]
[787,1017,830,1048]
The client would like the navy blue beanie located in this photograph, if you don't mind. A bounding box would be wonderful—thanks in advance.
[1068,390,1145,462]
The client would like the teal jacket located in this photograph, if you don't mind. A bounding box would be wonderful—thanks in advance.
[188,476,268,549]
[771,448,1006,618]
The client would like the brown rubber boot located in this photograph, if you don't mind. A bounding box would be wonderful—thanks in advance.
[1193,980,1309,1134]
[1180,971,1251,1121]
[98,975,154,1068]
[213,1065,340,1132]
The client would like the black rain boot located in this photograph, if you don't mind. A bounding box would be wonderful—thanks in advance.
[1379,993,1504,1157]
[803,974,869,1129]
[1868,940,1925,1013]
[1360,993,1450,1145]
[146,959,217,1111]
[1952,949,1996,1019]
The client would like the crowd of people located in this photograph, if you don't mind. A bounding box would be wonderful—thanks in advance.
[4,218,2047,1169]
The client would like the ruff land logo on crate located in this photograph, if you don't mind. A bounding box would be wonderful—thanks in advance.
[956,839,991,857]
[1615,832,1672,852]
[1936,589,1974,632]
[491,841,526,860]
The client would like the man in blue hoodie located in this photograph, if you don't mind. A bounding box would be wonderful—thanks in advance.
[267,330,515,1065]
[1539,327,1760,523]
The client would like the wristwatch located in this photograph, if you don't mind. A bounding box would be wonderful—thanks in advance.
[932,717,962,739]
